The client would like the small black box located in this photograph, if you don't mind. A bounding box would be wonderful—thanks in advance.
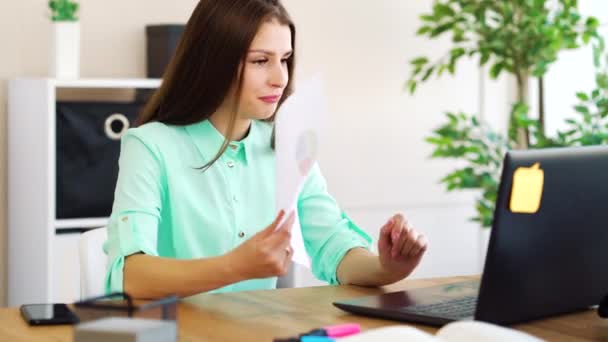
[146,24,186,78]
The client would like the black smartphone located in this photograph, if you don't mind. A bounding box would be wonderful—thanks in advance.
[20,303,80,325]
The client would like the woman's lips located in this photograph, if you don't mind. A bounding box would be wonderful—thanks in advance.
[259,95,281,103]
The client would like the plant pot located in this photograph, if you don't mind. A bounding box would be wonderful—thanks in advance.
[51,22,80,79]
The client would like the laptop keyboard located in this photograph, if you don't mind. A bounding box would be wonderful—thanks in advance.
[402,296,477,319]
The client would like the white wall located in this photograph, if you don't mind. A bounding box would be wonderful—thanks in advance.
[284,0,485,284]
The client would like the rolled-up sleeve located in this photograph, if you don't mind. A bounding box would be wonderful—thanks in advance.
[298,163,372,285]
[103,131,164,294]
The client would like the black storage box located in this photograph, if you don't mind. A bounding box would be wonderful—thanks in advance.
[146,24,186,78]
[56,101,144,219]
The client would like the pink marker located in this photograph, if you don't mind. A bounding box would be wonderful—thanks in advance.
[323,323,361,338]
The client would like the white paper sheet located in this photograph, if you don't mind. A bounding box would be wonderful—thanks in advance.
[275,75,328,268]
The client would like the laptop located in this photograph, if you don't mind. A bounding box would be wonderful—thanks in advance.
[334,146,608,326]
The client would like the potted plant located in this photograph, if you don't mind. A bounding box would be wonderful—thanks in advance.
[49,0,80,78]
[406,1,607,261]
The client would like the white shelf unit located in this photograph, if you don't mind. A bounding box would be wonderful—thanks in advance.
[8,78,160,306]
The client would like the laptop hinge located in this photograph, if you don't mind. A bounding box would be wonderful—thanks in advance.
[599,293,608,318]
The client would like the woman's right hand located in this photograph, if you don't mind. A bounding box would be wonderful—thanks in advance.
[225,210,296,280]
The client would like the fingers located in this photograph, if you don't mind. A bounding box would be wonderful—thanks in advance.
[278,211,296,232]
[398,226,427,259]
[282,245,293,270]
[400,229,418,257]
[259,210,286,238]
[274,210,287,228]
[390,214,406,243]
[274,213,296,275]
[378,217,394,252]
[390,214,408,257]
[242,211,297,278]
[408,234,428,258]
[267,211,295,248]
[269,231,294,276]
[387,213,428,259]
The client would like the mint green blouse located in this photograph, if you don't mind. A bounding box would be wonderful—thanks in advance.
[103,119,372,295]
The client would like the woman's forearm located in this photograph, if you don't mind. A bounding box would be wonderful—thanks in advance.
[336,248,399,287]
[123,253,244,299]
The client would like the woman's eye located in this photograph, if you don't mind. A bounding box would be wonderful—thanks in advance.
[281,58,289,64]
[253,59,268,65]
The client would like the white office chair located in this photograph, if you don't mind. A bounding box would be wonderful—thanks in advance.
[79,227,108,299]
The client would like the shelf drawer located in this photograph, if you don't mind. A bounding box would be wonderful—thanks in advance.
[55,101,144,219]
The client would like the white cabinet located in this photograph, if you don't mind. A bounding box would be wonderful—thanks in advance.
[8,78,160,306]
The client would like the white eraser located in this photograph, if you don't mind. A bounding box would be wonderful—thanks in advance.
[74,317,177,342]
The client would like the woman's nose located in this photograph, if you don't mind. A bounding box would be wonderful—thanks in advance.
[270,62,288,88]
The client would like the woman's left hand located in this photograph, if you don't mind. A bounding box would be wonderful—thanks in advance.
[378,213,428,282]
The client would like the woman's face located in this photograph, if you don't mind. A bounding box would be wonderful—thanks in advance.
[235,19,292,120]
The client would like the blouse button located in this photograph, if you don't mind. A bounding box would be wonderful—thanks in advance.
[227,161,235,168]
[238,231,245,238]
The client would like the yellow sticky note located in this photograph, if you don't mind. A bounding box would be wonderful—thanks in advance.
[510,162,544,214]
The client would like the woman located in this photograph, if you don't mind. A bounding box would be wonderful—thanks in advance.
[104,0,428,299]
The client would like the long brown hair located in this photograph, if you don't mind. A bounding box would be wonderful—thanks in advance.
[138,0,295,171]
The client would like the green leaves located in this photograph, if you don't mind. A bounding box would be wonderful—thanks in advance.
[433,3,455,18]
[410,57,429,66]
[405,81,416,94]
[490,62,504,79]
[576,92,589,101]
[597,73,608,89]
[430,22,456,38]
[406,0,601,91]
[450,47,466,59]
[417,26,432,35]
[574,105,590,115]
[409,0,607,227]
[479,51,491,66]
[557,42,608,146]
[585,17,600,31]
[426,112,508,227]
[422,67,435,81]
[49,0,79,21]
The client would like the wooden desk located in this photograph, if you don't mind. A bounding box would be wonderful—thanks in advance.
[1,276,606,341]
